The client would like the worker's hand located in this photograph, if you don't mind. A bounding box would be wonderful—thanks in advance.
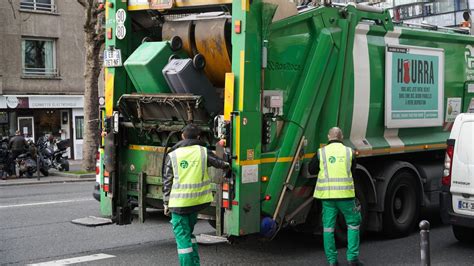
[163,204,170,217]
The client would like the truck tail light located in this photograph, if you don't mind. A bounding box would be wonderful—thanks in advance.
[222,182,230,209]
[442,139,455,186]
[96,151,101,182]
[103,170,110,192]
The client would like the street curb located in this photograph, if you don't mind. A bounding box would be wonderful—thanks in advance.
[0,177,95,187]
[50,171,95,179]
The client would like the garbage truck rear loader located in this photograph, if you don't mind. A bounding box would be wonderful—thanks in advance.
[97,0,474,239]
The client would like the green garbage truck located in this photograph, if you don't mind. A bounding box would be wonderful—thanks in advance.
[97,0,474,239]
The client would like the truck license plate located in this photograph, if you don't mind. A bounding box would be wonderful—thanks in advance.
[103,48,122,67]
[458,200,474,211]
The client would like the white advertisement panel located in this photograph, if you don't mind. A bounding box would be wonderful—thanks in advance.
[385,45,444,128]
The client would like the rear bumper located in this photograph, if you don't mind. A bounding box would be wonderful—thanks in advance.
[93,182,100,202]
[440,189,474,228]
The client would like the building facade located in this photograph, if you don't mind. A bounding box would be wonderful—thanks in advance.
[328,0,472,28]
[391,0,471,27]
[0,0,86,159]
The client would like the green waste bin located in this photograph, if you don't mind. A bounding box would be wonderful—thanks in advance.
[124,41,177,94]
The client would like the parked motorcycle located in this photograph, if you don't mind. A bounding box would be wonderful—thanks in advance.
[37,137,70,172]
[16,140,49,178]
[0,138,10,178]
[15,151,37,178]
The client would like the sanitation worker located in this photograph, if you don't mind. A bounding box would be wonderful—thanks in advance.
[309,127,362,266]
[162,124,229,266]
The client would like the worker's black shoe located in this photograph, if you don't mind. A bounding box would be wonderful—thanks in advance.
[347,259,364,266]
[329,262,338,266]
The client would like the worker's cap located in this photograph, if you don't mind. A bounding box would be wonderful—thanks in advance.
[182,124,201,139]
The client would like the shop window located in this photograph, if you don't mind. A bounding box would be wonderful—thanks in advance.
[75,116,84,140]
[22,38,57,77]
[20,0,56,13]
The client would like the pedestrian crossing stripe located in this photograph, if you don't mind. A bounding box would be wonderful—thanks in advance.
[28,253,115,265]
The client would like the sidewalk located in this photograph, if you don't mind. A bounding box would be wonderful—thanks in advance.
[0,160,95,187]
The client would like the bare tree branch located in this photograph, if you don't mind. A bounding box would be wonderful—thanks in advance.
[77,0,104,170]
[76,0,86,8]
[7,0,16,19]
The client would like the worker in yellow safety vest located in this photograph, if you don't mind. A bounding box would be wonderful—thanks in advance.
[162,124,229,266]
[309,127,362,266]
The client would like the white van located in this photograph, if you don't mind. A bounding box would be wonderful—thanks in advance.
[440,113,474,242]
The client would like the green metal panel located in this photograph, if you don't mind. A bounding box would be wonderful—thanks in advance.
[121,148,164,201]
[464,83,474,112]
[339,20,474,151]
[224,0,263,236]
[99,148,112,216]
[104,0,134,217]
[226,112,262,236]
[395,28,472,144]
[105,0,133,102]
[260,8,346,216]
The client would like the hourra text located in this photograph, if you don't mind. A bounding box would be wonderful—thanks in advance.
[397,59,435,84]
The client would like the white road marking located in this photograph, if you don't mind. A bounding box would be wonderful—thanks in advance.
[383,28,405,149]
[28,253,115,265]
[350,23,372,150]
[0,198,94,209]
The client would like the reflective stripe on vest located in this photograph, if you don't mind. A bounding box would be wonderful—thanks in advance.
[314,143,355,199]
[168,145,213,208]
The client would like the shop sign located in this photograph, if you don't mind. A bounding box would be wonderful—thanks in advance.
[28,96,84,109]
[6,96,19,108]
[6,96,29,109]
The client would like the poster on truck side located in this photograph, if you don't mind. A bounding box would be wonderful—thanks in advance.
[385,45,444,128]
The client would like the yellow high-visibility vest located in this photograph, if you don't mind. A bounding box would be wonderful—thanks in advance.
[168,145,213,208]
[313,142,355,199]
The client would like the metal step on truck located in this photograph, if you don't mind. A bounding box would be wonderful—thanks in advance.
[97,0,474,240]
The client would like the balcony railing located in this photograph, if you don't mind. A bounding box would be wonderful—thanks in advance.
[20,1,57,13]
[23,67,58,77]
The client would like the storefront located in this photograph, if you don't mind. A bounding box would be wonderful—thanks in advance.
[0,95,84,159]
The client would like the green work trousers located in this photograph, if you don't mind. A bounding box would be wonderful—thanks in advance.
[321,199,361,264]
[171,212,200,266]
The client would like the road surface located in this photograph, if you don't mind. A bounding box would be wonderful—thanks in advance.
[1,182,473,265]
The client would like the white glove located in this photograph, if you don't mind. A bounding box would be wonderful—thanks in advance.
[164,204,170,216]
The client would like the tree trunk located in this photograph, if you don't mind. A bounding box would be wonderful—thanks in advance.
[82,31,101,171]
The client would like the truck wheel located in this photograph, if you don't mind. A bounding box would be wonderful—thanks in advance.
[452,225,474,243]
[335,182,368,246]
[383,170,419,238]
